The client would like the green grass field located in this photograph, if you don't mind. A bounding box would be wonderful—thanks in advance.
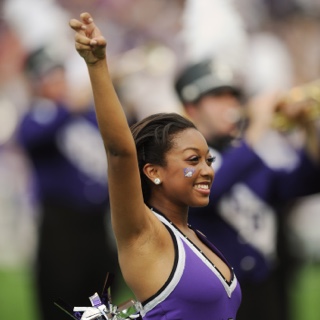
[289,263,320,320]
[0,266,133,320]
[0,267,39,320]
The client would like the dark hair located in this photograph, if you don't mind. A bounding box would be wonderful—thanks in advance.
[130,112,197,202]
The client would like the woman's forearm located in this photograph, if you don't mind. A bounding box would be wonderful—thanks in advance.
[86,59,136,156]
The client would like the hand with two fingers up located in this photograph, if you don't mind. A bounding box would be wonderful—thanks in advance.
[69,12,106,65]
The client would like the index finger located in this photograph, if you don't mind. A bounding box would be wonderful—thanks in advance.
[69,12,93,31]
[80,12,94,24]
[69,18,86,32]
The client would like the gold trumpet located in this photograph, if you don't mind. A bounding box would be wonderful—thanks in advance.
[272,79,320,131]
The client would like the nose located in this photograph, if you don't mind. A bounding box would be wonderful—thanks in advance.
[200,160,215,180]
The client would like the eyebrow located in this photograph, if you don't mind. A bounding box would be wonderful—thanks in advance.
[182,147,211,155]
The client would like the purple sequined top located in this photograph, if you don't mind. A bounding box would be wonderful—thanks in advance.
[140,209,242,320]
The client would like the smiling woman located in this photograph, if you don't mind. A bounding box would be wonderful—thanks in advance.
[69,12,242,319]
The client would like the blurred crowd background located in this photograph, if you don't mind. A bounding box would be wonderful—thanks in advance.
[0,0,320,319]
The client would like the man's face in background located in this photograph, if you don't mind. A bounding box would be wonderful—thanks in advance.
[186,90,242,148]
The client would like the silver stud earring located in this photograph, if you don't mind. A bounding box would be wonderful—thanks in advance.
[154,178,161,185]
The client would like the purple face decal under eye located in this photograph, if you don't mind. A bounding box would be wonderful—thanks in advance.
[184,167,195,177]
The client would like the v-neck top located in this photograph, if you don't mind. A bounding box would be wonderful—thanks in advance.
[140,208,242,319]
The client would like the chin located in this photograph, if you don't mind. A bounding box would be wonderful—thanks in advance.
[190,199,210,208]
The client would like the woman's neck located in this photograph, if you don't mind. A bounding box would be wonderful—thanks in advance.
[147,201,189,229]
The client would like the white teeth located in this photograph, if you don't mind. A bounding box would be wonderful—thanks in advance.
[195,184,209,190]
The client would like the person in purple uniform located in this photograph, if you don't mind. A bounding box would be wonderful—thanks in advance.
[69,12,241,319]
[17,47,119,320]
[174,59,320,320]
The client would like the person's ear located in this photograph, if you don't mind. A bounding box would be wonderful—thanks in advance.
[143,163,162,185]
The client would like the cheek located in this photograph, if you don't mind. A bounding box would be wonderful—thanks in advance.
[183,167,195,177]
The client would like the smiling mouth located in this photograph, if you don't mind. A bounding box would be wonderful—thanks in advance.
[195,184,210,190]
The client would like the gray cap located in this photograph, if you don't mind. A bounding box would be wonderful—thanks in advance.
[175,59,242,104]
[24,46,64,79]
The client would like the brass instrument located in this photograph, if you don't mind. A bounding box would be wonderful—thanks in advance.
[272,79,320,131]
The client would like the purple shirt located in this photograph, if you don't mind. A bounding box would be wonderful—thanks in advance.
[140,210,242,320]
[17,100,109,211]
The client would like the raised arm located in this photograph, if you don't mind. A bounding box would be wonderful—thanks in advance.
[69,12,149,245]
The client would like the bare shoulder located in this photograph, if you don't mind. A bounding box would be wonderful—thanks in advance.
[118,207,176,302]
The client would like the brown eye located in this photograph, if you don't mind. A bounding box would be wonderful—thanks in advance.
[207,156,216,164]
